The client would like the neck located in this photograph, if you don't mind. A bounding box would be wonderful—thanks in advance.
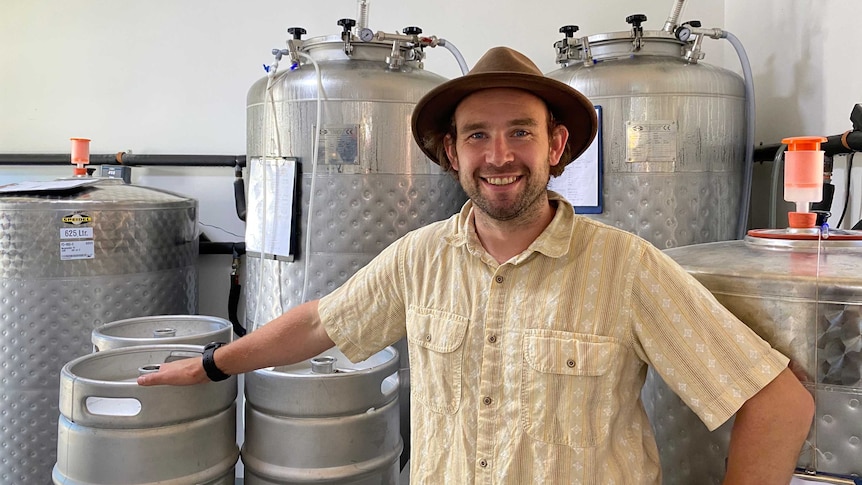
[473,196,556,264]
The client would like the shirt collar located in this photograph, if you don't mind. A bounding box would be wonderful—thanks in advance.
[443,191,576,263]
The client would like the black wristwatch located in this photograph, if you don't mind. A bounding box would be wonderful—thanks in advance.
[202,342,230,382]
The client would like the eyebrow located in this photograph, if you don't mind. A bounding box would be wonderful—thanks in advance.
[459,117,540,133]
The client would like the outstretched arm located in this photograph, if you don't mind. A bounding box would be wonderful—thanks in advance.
[722,367,814,485]
[137,300,335,386]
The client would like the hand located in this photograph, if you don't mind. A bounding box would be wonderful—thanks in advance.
[136,357,210,386]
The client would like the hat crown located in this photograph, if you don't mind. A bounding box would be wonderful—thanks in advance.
[467,47,543,77]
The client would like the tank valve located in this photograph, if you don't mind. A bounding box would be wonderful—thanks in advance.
[337,18,357,55]
[626,14,647,51]
[287,26,306,40]
[677,21,706,63]
[554,25,579,64]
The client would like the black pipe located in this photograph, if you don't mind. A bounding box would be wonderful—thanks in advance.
[199,240,246,255]
[754,132,862,162]
[0,154,121,164]
[0,153,247,167]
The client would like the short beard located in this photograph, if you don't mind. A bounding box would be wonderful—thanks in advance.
[459,158,551,223]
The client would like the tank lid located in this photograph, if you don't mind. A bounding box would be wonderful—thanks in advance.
[746,228,862,245]
[557,29,685,65]
[0,177,195,209]
[299,34,423,66]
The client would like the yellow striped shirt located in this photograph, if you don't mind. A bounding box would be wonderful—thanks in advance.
[319,192,788,484]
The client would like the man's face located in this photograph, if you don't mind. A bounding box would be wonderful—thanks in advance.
[443,88,567,223]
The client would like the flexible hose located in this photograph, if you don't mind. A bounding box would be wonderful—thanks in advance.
[722,31,756,239]
[662,0,686,32]
[298,52,324,304]
[254,71,277,332]
[438,39,469,75]
[768,143,787,229]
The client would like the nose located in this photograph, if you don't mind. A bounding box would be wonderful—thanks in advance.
[487,134,515,166]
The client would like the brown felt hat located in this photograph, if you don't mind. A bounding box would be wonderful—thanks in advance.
[411,46,597,172]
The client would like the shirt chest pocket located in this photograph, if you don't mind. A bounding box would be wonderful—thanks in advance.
[521,331,623,448]
[407,308,469,415]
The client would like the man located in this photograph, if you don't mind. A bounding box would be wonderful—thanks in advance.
[140,47,813,484]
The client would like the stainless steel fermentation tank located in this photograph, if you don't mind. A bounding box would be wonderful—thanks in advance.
[644,231,862,484]
[244,20,467,467]
[0,178,198,484]
[546,17,745,248]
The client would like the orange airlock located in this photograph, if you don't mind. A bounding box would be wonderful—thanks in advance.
[781,136,827,228]
[70,137,91,176]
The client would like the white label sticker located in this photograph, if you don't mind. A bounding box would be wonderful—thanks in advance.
[60,227,94,239]
[60,241,95,260]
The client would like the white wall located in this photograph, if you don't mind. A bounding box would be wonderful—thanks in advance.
[724,0,862,229]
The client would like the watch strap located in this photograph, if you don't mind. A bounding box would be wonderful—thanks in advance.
[202,342,230,382]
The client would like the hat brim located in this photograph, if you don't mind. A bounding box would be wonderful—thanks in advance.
[411,71,598,169]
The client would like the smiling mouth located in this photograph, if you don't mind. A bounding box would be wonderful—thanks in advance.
[483,176,519,186]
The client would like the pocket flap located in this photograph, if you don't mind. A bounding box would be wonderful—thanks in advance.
[524,332,621,376]
[407,307,469,353]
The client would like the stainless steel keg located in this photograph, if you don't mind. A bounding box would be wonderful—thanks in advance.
[242,346,401,484]
[52,345,239,485]
[92,314,233,351]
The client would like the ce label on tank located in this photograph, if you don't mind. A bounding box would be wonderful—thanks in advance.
[315,124,361,168]
[626,120,677,164]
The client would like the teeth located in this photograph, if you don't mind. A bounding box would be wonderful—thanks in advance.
[485,176,517,185]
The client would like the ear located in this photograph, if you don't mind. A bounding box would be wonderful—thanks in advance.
[443,133,459,171]
[548,124,568,167]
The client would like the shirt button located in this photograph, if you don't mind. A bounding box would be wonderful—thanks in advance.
[425,334,432,342]
[483,396,493,406]
[567,359,576,368]
[494,275,504,284]
[479,459,488,468]
[487,335,497,344]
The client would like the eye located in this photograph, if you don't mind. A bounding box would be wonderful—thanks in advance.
[466,132,486,140]
[512,129,530,137]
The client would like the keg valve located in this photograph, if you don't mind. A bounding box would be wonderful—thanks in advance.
[311,356,337,374]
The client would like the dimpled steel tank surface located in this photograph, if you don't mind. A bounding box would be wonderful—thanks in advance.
[0,178,197,483]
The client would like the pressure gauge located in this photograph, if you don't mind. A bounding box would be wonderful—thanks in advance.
[675,26,692,42]
[358,28,375,42]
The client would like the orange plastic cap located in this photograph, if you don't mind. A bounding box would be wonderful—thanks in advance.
[787,211,816,228]
[781,136,827,151]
